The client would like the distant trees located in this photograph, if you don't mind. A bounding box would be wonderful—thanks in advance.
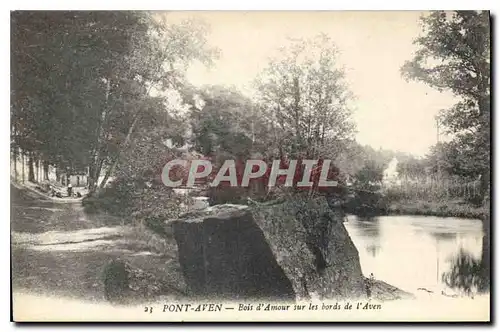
[355,161,384,189]
[188,85,268,161]
[396,155,428,181]
[425,140,484,180]
[401,11,490,201]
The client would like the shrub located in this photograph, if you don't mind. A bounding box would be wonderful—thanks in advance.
[83,177,190,225]
[83,179,136,217]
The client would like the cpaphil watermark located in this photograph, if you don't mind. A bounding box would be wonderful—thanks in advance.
[161,159,339,188]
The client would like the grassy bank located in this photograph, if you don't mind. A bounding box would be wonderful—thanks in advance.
[385,199,488,219]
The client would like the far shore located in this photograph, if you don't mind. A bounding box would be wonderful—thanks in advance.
[384,199,488,220]
[13,179,489,220]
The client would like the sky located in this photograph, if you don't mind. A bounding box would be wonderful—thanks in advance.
[167,11,458,156]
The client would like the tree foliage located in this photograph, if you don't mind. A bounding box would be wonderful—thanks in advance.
[401,11,490,198]
[11,11,218,193]
[255,34,355,160]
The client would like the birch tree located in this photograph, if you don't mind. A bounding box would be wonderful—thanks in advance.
[255,34,355,161]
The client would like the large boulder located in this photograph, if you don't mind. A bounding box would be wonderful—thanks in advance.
[171,195,367,301]
[251,196,366,300]
[172,204,295,302]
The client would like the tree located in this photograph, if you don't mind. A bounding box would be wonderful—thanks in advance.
[93,14,219,192]
[255,34,355,161]
[425,140,483,180]
[187,85,270,161]
[396,155,427,181]
[11,11,155,184]
[401,11,490,201]
[11,11,219,194]
[355,160,384,189]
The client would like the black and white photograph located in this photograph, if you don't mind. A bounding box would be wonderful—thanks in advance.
[9,10,491,322]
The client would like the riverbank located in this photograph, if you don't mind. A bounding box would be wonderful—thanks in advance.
[11,184,413,307]
[385,199,488,219]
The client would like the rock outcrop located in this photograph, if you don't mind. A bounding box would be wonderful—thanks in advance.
[171,195,367,301]
[251,196,366,301]
[172,205,295,302]
[366,278,415,301]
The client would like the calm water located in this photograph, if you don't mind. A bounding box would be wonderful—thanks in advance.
[344,215,490,297]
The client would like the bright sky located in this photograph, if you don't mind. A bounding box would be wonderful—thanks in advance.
[168,11,458,156]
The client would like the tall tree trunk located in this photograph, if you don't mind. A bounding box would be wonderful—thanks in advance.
[292,76,302,150]
[12,122,17,182]
[480,168,490,205]
[477,91,490,204]
[88,165,96,193]
[98,110,141,191]
[89,159,105,194]
[35,159,39,183]
[87,167,90,187]
[13,147,18,183]
[43,160,49,181]
[28,152,35,182]
[480,200,490,293]
[21,151,25,183]
[94,59,165,193]
[89,78,112,195]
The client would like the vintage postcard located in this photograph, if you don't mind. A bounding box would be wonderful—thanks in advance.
[10,10,491,322]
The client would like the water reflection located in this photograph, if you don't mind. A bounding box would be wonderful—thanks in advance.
[350,216,381,257]
[344,214,489,297]
[442,249,485,296]
[441,218,490,296]
[366,244,381,257]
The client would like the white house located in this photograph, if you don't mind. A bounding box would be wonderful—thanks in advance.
[383,157,401,187]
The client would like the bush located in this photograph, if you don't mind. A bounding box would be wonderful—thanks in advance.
[343,189,387,218]
[83,179,136,217]
[83,177,190,225]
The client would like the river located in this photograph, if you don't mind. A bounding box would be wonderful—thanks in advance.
[344,214,490,298]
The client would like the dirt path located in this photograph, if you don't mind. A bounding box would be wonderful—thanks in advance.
[11,184,183,303]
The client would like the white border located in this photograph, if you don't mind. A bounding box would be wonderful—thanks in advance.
[2,1,498,331]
